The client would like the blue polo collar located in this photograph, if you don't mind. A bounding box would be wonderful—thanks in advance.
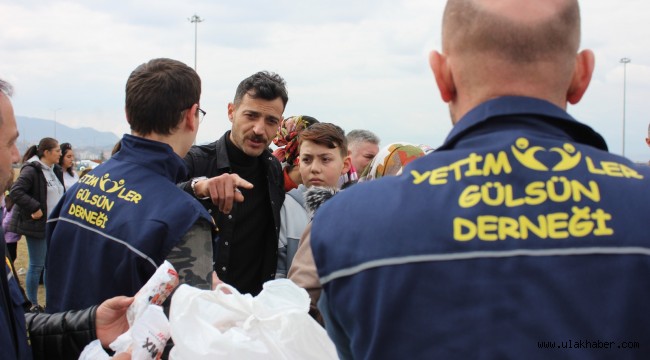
[115,134,189,183]
[438,96,608,151]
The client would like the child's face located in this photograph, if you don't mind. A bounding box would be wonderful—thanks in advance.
[299,140,350,188]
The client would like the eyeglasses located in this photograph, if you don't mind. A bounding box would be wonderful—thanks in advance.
[198,108,206,123]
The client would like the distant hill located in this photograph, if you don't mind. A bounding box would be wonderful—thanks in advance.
[15,116,120,147]
[15,116,120,159]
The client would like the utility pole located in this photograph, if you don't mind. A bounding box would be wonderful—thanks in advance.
[189,14,204,71]
[620,57,631,157]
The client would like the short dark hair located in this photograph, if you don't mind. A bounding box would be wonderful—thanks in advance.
[233,71,288,109]
[299,123,348,158]
[125,58,201,136]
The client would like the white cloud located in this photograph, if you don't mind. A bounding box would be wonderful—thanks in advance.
[1,0,649,161]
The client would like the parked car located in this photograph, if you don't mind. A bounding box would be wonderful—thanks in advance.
[77,160,100,172]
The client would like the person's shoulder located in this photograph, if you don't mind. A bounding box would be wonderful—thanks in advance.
[285,190,299,203]
[283,191,305,213]
[188,140,219,157]
[21,160,39,169]
[262,148,282,167]
[18,161,40,175]
[287,185,305,199]
[53,163,64,174]
[630,162,650,178]
[170,185,212,217]
[188,132,230,157]
[318,176,403,217]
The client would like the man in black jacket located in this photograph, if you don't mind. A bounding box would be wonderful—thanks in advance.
[0,79,132,360]
[180,71,287,295]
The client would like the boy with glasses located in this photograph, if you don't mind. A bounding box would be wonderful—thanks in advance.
[46,58,214,313]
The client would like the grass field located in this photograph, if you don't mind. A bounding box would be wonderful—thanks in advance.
[13,237,47,307]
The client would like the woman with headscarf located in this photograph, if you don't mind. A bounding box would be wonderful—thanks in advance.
[358,142,434,182]
[272,115,319,192]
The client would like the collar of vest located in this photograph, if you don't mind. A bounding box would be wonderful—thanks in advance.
[439,96,608,152]
[115,134,189,182]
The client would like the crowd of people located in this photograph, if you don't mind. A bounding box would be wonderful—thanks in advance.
[2,0,650,359]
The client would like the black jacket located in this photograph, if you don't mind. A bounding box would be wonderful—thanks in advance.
[180,131,284,292]
[27,306,97,360]
[8,160,64,238]
[2,218,96,360]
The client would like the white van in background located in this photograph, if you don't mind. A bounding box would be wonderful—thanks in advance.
[77,160,99,172]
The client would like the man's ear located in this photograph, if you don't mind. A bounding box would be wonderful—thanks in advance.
[341,155,352,175]
[227,103,235,123]
[567,49,595,105]
[646,137,650,147]
[125,107,132,126]
[429,50,456,103]
[186,104,199,132]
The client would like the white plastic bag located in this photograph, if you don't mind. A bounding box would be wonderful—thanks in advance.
[169,279,338,360]
[78,339,111,360]
[109,304,171,359]
[127,260,179,326]
[79,261,177,359]
[110,260,177,357]
[131,305,171,359]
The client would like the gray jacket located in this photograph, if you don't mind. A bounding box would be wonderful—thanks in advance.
[276,185,309,278]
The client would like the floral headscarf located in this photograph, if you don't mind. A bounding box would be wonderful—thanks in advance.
[358,142,432,182]
[272,115,315,166]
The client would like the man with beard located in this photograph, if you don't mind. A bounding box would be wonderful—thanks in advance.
[180,71,287,295]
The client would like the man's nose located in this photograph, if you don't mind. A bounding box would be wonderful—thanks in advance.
[252,119,265,135]
[11,145,19,163]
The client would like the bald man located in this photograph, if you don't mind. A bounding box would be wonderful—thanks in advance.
[307,1,650,358]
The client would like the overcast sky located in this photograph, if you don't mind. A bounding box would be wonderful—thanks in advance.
[1,0,649,161]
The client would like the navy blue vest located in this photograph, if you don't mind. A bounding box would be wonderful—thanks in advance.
[1,209,32,360]
[46,135,212,313]
[313,97,650,359]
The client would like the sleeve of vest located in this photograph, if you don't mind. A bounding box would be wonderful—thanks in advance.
[26,305,97,360]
